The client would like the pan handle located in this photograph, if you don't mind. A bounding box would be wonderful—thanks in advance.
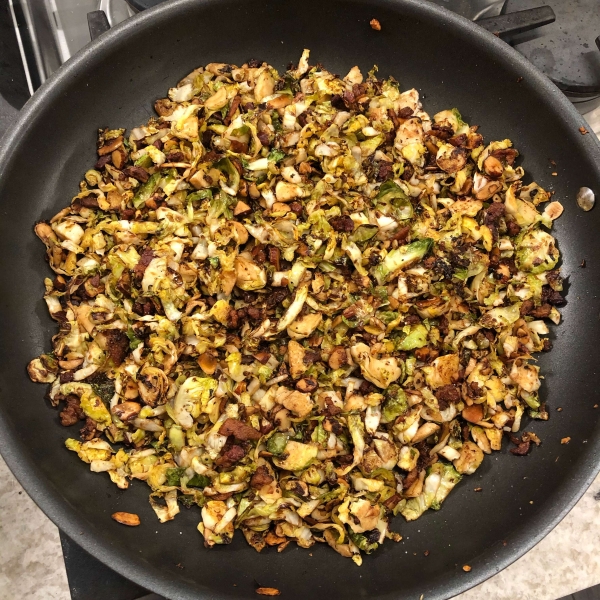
[87,10,111,41]
[477,6,555,38]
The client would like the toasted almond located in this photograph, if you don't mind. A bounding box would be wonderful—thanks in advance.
[231,220,249,245]
[462,404,484,423]
[111,512,141,526]
[328,346,348,370]
[543,201,563,220]
[483,155,503,179]
[234,200,251,216]
[256,588,281,596]
[111,401,141,422]
[198,352,218,375]
[98,136,123,156]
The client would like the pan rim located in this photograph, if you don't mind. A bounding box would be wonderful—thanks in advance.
[0,0,599,598]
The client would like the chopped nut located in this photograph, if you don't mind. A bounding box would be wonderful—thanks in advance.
[198,353,218,375]
[462,404,484,423]
[287,340,308,379]
[256,588,281,596]
[111,401,141,422]
[234,200,252,217]
[111,512,141,526]
[328,346,348,370]
[483,155,503,179]
[296,378,318,393]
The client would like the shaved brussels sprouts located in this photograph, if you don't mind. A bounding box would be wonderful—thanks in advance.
[516,228,559,274]
[381,385,408,424]
[374,238,433,284]
[29,49,563,565]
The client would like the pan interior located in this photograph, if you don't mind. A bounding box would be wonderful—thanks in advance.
[0,0,599,598]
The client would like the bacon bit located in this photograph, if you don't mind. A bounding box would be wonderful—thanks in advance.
[462,565,472,572]
[510,440,531,456]
[256,587,281,596]
[424,550,430,556]
[561,437,571,444]
[551,172,558,176]
[111,512,140,526]
[219,418,261,440]
[579,126,589,135]
[516,76,524,83]
[557,407,563,411]
[580,260,586,268]
[474,487,482,492]
[370,18,382,31]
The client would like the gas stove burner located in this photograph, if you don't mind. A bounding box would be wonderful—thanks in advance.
[506,0,600,112]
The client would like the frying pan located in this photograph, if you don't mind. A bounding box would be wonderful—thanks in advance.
[0,0,599,598]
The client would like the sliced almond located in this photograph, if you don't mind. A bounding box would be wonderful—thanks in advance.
[411,422,440,444]
[98,136,123,156]
[112,512,140,526]
[543,201,564,221]
[58,358,84,370]
[111,147,128,170]
[256,588,281,597]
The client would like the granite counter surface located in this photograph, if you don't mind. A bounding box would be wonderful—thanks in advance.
[2,453,600,600]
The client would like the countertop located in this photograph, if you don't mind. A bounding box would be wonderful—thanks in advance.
[1,0,600,595]
[3,453,600,600]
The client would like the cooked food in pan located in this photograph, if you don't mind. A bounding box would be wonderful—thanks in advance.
[28,50,564,564]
